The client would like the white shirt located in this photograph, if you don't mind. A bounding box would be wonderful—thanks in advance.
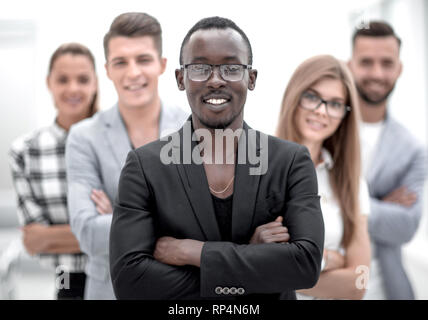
[359,120,385,178]
[297,148,370,300]
[359,121,387,300]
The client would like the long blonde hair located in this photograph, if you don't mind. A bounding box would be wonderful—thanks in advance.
[276,55,361,248]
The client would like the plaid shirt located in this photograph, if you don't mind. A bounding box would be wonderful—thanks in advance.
[9,121,86,272]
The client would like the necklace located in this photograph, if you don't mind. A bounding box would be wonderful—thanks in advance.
[209,176,235,194]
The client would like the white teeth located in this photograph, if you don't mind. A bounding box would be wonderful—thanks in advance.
[206,98,227,105]
[307,119,326,129]
[126,84,144,91]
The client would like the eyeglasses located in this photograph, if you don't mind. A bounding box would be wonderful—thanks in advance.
[300,91,351,119]
[180,63,252,82]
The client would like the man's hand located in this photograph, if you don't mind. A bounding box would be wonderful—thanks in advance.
[382,186,417,207]
[154,236,204,267]
[21,223,49,255]
[250,216,290,244]
[91,189,113,214]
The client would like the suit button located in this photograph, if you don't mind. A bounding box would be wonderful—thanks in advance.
[237,288,245,295]
[229,287,237,294]
[215,286,223,294]
[222,287,230,295]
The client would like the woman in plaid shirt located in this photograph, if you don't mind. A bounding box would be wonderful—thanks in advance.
[9,43,99,299]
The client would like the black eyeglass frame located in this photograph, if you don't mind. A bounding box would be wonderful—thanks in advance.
[300,91,352,119]
[180,63,252,82]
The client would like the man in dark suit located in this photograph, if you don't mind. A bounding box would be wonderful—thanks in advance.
[109,16,324,299]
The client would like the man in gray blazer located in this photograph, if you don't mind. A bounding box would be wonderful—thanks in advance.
[349,21,426,299]
[66,12,188,299]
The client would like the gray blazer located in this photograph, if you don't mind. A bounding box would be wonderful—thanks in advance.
[366,115,426,299]
[66,103,188,299]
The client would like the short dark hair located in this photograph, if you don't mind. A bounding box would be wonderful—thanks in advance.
[103,12,162,60]
[179,16,253,65]
[352,20,401,48]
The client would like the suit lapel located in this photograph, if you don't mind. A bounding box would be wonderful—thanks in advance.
[173,121,221,241]
[172,121,263,242]
[231,123,262,243]
[102,105,133,170]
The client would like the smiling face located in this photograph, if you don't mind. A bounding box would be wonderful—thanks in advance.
[176,28,257,129]
[295,77,346,145]
[349,36,402,105]
[47,53,97,120]
[105,36,166,110]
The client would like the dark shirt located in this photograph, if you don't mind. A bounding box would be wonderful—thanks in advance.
[211,194,233,241]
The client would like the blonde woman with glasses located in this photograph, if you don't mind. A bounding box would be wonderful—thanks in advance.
[273,55,371,299]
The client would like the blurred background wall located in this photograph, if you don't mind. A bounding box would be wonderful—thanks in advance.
[0,0,427,299]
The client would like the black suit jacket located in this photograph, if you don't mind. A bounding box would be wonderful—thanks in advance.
[110,121,324,300]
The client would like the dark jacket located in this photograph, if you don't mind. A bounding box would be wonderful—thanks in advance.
[110,121,324,299]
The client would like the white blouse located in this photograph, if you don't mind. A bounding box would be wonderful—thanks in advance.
[318,149,370,251]
[297,148,370,300]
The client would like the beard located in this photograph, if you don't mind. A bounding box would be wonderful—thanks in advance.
[356,81,396,106]
[196,107,244,129]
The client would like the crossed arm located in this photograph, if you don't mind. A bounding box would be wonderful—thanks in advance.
[156,214,370,300]
[9,128,115,258]
[110,146,324,299]
[154,216,289,267]
[20,224,81,255]
[66,128,116,258]
[18,187,112,256]
[9,148,81,255]
[369,148,426,246]
[297,214,371,300]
